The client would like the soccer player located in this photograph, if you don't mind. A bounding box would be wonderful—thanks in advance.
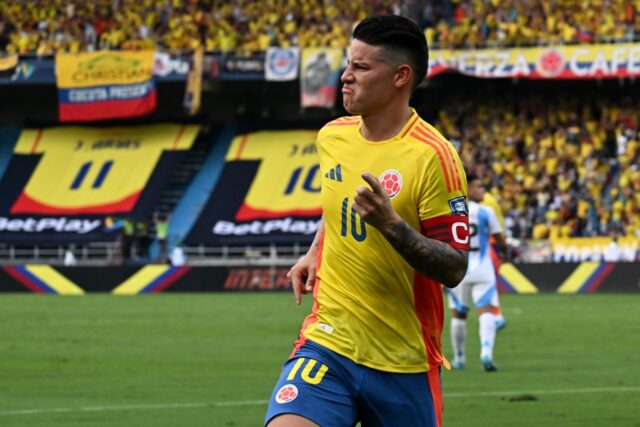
[265,15,469,427]
[447,173,508,372]
[481,190,508,331]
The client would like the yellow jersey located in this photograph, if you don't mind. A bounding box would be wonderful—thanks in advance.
[293,110,469,373]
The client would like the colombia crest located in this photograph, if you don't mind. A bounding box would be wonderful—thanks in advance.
[275,384,299,404]
[379,170,402,199]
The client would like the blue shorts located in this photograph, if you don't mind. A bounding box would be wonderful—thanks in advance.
[265,340,442,427]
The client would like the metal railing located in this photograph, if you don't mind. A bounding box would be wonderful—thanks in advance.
[0,242,120,266]
[0,242,310,266]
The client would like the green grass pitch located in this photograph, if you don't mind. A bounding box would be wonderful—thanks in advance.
[0,293,638,427]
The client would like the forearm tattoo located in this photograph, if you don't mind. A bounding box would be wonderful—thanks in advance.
[385,221,468,288]
[312,220,325,250]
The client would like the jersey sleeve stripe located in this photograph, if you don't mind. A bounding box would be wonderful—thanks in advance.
[414,125,458,191]
[325,116,361,127]
[415,124,461,192]
[325,120,359,127]
[400,114,420,139]
[410,131,453,193]
[450,152,464,192]
[418,122,463,191]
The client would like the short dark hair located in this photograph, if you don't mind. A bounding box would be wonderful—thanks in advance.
[352,15,428,91]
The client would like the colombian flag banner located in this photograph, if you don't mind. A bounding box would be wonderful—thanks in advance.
[55,51,157,122]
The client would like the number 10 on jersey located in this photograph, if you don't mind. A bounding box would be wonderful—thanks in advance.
[340,197,367,242]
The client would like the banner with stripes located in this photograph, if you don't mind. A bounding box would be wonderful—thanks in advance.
[55,51,157,122]
[0,125,199,243]
[184,130,322,245]
[429,43,640,80]
[0,263,638,294]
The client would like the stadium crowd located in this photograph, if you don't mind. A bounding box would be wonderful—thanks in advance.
[435,91,640,240]
[1,0,639,55]
[0,0,394,55]
[1,1,638,244]
[421,0,640,48]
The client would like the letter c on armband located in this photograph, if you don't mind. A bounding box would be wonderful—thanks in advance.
[452,222,469,245]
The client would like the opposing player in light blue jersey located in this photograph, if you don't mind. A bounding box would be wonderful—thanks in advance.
[447,173,508,372]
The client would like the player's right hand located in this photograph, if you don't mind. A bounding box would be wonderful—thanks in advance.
[287,254,316,305]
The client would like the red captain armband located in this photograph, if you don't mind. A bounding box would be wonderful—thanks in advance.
[421,215,470,250]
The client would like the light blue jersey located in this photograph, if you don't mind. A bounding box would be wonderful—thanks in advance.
[467,201,502,278]
[447,201,503,312]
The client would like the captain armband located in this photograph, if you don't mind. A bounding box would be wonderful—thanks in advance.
[421,215,470,250]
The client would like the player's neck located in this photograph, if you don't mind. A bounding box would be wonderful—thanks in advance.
[359,105,413,142]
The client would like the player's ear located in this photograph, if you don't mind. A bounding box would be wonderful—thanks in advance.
[394,64,413,89]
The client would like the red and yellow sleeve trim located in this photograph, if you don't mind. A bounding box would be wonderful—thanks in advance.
[324,116,361,127]
[411,122,463,193]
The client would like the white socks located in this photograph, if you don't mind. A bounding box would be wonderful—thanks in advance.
[451,317,467,363]
[479,312,497,360]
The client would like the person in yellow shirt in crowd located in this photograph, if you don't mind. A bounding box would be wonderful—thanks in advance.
[438,89,640,242]
[425,0,638,48]
[4,0,639,54]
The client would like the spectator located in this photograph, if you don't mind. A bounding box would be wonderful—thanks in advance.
[3,0,637,54]
[153,211,170,263]
[64,245,77,266]
[432,89,640,241]
[121,217,135,261]
[135,219,151,261]
[603,235,622,262]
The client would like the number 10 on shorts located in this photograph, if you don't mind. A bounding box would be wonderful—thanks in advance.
[287,358,329,385]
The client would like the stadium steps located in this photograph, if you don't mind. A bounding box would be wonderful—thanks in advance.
[0,126,21,182]
[167,124,236,246]
[142,132,215,261]
[151,135,210,217]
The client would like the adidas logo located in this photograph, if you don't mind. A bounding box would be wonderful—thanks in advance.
[324,164,342,182]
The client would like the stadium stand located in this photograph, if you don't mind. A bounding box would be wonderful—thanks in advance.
[422,0,640,48]
[1,0,639,55]
[429,83,640,241]
[0,0,394,54]
[0,2,639,266]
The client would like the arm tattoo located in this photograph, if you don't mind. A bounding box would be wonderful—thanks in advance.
[312,218,325,250]
[384,221,467,288]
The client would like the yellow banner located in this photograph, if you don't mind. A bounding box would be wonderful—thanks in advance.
[429,43,640,79]
[55,51,155,88]
[12,125,199,214]
[226,130,321,219]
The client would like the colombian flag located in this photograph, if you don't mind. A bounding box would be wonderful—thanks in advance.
[55,51,157,122]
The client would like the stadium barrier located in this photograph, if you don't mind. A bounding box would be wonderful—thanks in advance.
[0,262,638,294]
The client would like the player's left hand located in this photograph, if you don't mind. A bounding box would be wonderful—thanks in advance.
[353,173,402,233]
